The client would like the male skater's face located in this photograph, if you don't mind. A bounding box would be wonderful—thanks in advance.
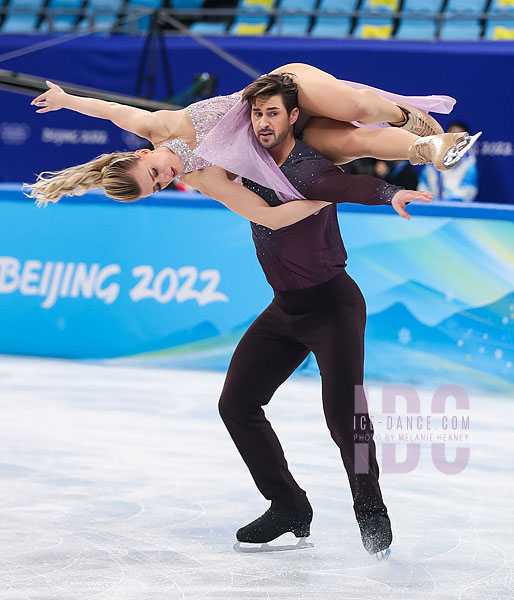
[250,94,299,149]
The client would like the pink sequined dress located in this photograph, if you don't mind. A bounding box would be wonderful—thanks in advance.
[159,81,456,201]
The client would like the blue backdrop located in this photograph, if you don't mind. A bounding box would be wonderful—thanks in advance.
[1,186,513,393]
[0,36,513,203]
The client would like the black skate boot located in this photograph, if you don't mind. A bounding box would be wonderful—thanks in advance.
[234,500,313,553]
[358,513,392,561]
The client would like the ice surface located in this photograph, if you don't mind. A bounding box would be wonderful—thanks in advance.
[0,355,513,599]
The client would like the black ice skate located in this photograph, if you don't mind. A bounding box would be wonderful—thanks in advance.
[358,513,392,561]
[233,501,313,553]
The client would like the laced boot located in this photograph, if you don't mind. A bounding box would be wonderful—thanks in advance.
[408,131,482,171]
[389,103,444,137]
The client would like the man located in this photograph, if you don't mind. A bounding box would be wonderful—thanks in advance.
[215,73,433,559]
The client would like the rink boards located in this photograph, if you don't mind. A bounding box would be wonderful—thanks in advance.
[0,186,513,392]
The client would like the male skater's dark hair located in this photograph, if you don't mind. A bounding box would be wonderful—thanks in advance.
[242,73,298,115]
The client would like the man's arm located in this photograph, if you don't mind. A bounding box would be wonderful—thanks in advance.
[311,167,432,219]
[182,167,329,230]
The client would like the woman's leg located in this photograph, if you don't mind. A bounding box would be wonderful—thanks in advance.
[270,63,406,125]
[302,116,477,172]
[270,63,443,136]
[302,117,417,164]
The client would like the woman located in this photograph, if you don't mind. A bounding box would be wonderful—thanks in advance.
[25,63,467,226]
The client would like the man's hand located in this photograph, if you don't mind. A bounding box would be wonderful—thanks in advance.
[392,190,433,220]
[31,81,68,113]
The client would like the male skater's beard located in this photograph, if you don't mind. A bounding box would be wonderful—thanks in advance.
[257,127,277,148]
[257,127,290,149]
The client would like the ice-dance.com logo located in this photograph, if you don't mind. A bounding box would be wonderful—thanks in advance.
[353,384,471,475]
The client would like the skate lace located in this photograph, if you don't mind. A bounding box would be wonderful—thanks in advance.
[406,110,425,132]
[403,106,440,136]
[413,138,434,163]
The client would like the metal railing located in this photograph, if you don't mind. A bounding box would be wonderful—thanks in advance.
[0,67,182,107]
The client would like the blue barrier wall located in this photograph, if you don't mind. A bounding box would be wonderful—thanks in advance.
[0,36,513,203]
[1,185,513,393]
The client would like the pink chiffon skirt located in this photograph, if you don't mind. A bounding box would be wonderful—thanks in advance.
[195,81,456,202]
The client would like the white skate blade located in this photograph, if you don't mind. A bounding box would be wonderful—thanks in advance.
[443,131,482,168]
[233,536,313,553]
[374,547,391,561]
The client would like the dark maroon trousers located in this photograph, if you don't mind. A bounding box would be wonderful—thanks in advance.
[218,271,387,521]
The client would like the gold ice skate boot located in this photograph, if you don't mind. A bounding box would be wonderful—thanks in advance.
[390,103,444,137]
[408,131,482,171]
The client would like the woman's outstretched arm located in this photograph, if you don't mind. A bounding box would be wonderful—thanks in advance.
[31,81,173,141]
[182,167,329,230]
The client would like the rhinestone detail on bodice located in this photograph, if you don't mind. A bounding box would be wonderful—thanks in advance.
[159,93,241,175]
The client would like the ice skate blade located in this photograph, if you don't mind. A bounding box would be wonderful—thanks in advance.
[233,537,313,553]
[375,547,391,561]
[443,131,482,168]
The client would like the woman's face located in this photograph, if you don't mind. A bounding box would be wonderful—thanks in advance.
[129,148,183,198]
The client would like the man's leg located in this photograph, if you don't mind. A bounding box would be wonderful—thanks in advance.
[219,301,310,508]
[301,275,391,554]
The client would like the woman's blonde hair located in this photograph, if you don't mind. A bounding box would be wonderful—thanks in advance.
[24,151,142,206]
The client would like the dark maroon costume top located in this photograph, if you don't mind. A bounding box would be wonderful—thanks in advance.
[242,140,401,291]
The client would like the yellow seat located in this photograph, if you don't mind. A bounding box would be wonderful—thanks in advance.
[360,23,393,38]
[368,0,399,10]
[492,24,514,39]
[233,22,268,35]
[243,0,274,7]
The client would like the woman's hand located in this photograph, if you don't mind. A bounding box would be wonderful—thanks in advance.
[31,81,69,113]
[29,84,162,140]
[392,190,433,220]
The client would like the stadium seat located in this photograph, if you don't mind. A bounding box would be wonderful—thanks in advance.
[1,0,45,33]
[229,1,275,35]
[230,14,270,34]
[484,19,514,39]
[269,0,314,35]
[311,17,352,38]
[445,0,488,14]
[237,0,274,9]
[190,21,227,34]
[319,0,357,8]
[276,0,314,8]
[2,15,40,33]
[130,0,161,7]
[396,0,441,40]
[486,0,514,14]
[360,0,399,14]
[127,0,163,32]
[354,17,393,38]
[269,14,310,35]
[402,0,443,14]
[76,0,125,32]
[396,18,436,40]
[172,0,204,7]
[40,0,83,32]
[439,19,482,40]
[310,0,355,37]
[231,0,274,35]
